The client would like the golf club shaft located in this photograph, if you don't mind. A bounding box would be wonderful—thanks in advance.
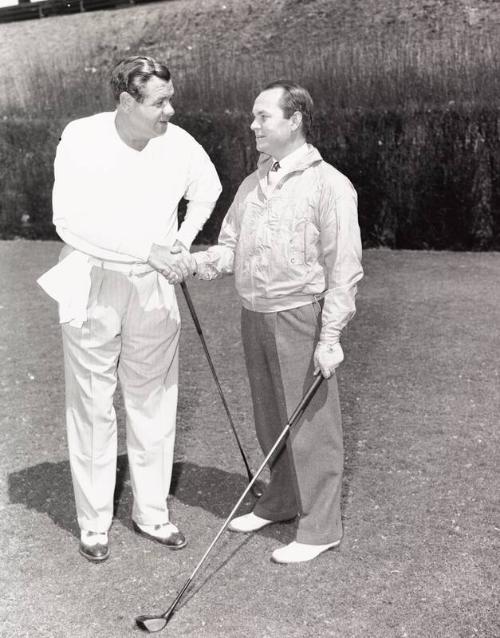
[142,373,324,628]
[180,281,257,487]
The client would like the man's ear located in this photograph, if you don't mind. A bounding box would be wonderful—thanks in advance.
[290,111,303,132]
[119,92,135,112]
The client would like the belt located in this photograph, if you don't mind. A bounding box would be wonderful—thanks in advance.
[89,257,154,276]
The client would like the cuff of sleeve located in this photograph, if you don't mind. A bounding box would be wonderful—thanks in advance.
[318,333,341,347]
[193,251,210,266]
[174,238,189,251]
[175,228,194,251]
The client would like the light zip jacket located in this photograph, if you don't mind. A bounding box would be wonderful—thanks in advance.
[196,144,363,344]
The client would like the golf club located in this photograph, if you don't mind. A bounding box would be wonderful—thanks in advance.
[135,372,324,633]
[180,281,262,498]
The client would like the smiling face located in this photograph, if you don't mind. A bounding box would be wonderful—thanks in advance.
[250,87,300,160]
[125,76,175,141]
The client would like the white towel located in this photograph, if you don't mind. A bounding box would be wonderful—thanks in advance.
[37,251,93,327]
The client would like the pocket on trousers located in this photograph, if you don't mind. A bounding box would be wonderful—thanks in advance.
[86,267,106,318]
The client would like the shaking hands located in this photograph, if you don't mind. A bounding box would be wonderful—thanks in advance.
[148,241,196,285]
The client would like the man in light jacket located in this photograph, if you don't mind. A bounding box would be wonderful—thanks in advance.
[38,56,221,562]
[195,81,363,564]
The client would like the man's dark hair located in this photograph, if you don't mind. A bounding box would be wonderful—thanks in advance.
[263,80,314,138]
[110,56,171,103]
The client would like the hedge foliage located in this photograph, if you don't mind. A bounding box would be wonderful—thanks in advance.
[1,108,499,249]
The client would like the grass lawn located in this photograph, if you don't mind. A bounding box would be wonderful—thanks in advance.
[0,241,498,638]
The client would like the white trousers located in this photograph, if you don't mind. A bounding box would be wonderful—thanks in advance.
[61,266,180,533]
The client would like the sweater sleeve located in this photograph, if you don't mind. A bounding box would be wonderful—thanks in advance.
[176,141,222,248]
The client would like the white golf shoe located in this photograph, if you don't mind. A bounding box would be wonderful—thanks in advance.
[271,540,340,564]
[228,512,273,533]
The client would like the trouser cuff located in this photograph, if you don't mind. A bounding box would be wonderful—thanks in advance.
[253,505,298,522]
[296,526,343,545]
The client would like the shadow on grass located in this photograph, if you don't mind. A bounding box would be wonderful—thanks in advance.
[7,368,367,544]
[7,451,359,547]
[6,456,272,539]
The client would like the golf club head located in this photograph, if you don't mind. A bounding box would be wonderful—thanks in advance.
[135,615,168,633]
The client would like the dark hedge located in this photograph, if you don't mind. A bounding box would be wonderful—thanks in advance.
[1,108,499,249]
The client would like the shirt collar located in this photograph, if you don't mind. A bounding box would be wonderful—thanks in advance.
[273,143,309,171]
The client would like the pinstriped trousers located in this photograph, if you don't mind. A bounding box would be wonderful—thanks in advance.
[242,302,344,545]
[61,266,180,533]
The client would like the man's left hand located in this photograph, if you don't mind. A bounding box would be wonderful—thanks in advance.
[314,342,344,379]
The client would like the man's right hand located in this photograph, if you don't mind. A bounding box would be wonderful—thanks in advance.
[148,243,194,285]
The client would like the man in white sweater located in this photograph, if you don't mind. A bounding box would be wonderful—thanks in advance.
[39,56,221,562]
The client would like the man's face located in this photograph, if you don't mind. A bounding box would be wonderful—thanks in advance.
[127,76,175,140]
[250,88,294,159]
